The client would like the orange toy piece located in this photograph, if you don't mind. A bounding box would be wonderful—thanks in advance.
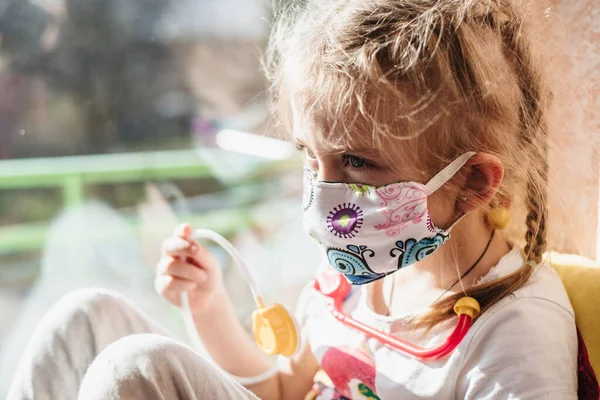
[252,303,299,357]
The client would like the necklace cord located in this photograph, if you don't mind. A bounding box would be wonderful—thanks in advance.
[386,229,495,315]
[386,229,496,317]
[436,229,496,303]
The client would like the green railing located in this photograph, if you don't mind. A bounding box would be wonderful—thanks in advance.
[0,150,218,207]
[0,149,288,254]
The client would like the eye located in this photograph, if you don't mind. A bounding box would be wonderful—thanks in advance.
[343,154,375,169]
[348,155,365,168]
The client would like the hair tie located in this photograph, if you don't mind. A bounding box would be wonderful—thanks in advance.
[526,260,537,268]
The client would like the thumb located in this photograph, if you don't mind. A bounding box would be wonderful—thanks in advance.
[174,223,192,239]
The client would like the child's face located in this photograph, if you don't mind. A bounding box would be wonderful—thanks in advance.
[292,108,459,229]
[293,112,420,187]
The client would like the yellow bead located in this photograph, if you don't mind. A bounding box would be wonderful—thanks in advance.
[454,297,481,319]
[487,207,512,230]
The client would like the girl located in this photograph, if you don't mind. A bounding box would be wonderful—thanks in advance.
[9,0,581,399]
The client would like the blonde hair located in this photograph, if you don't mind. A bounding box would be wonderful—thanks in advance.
[267,0,549,328]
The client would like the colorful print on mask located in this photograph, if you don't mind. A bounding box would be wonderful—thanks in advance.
[303,152,475,285]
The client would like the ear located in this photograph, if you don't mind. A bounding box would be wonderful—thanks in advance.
[456,153,504,214]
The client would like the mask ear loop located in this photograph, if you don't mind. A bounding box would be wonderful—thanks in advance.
[425,152,477,231]
[425,152,477,195]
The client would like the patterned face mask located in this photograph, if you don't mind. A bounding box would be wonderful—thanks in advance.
[303,152,475,285]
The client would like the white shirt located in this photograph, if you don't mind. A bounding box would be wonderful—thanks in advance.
[296,247,578,399]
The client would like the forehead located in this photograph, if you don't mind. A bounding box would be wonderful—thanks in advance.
[290,95,379,155]
[292,112,367,158]
[287,91,440,180]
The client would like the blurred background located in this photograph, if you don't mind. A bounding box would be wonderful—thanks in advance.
[0,0,324,394]
[0,0,598,396]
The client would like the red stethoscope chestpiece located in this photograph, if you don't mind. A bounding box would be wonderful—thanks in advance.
[313,269,351,302]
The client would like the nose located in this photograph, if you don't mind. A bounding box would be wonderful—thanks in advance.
[316,159,345,183]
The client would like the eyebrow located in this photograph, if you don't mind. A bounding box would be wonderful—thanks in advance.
[292,138,306,148]
[346,147,381,159]
[292,138,381,159]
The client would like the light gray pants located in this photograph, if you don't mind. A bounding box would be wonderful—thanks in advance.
[7,288,260,400]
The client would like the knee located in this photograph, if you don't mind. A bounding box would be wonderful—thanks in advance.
[43,288,127,329]
[54,288,126,313]
[79,334,199,398]
[12,288,134,393]
[92,333,186,366]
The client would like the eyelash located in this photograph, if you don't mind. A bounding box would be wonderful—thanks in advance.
[296,144,376,170]
[342,154,376,170]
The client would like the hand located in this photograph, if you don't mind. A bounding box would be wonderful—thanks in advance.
[155,223,224,315]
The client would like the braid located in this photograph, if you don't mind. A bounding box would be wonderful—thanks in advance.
[524,173,548,264]
[493,1,549,264]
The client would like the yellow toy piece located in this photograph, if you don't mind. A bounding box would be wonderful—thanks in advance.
[303,370,334,400]
[252,303,299,357]
[453,297,481,319]
[486,207,512,230]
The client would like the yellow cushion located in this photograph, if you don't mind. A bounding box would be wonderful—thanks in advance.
[549,252,600,377]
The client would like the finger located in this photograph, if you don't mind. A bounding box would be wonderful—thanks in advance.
[174,223,192,239]
[158,258,208,283]
[193,245,220,273]
[162,237,198,258]
[155,275,197,295]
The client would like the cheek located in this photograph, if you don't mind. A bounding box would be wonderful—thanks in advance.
[427,188,457,229]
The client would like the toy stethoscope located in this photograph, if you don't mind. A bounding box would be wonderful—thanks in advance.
[181,229,480,384]
[312,268,480,360]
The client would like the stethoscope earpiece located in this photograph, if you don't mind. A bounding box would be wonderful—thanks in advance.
[252,303,299,357]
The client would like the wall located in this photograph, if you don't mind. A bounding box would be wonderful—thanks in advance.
[545,1,600,258]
